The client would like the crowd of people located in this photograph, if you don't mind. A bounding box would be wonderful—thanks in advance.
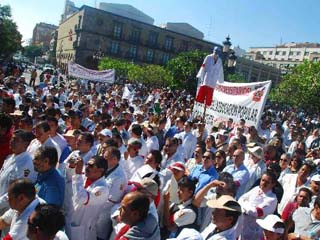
[1,64,320,240]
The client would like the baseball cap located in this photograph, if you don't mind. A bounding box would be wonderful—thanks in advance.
[311,174,320,182]
[256,215,285,234]
[206,195,241,213]
[169,162,186,172]
[140,177,158,196]
[99,129,112,138]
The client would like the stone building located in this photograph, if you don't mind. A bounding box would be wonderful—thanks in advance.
[32,22,58,51]
[246,42,320,74]
[56,5,220,72]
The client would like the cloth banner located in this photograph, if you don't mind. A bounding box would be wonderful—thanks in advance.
[68,62,115,84]
[192,80,271,129]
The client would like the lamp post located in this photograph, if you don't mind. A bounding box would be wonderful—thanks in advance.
[92,47,104,70]
[222,36,237,80]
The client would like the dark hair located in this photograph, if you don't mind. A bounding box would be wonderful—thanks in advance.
[297,187,312,203]
[127,192,150,220]
[301,161,316,175]
[224,208,241,226]
[36,146,58,167]
[178,176,197,196]
[13,129,30,143]
[104,138,118,148]
[80,132,94,147]
[3,97,15,107]
[47,116,58,126]
[31,204,65,237]
[106,146,121,161]
[314,196,320,208]
[9,179,35,199]
[0,113,13,133]
[35,121,50,132]
[263,170,278,184]
[150,150,162,165]
[92,155,108,174]
[131,124,142,137]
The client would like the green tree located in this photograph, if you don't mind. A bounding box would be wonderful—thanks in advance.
[227,72,247,83]
[98,57,131,79]
[24,45,43,60]
[165,50,209,92]
[269,60,320,113]
[0,4,22,61]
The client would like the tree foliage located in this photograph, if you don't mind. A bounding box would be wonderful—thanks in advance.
[99,57,172,87]
[24,45,43,60]
[165,50,208,92]
[269,60,320,113]
[0,4,22,61]
[227,72,247,83]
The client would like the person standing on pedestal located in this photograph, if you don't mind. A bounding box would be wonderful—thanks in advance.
[196,47,224,106]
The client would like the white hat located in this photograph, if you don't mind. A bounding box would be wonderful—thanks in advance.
[206,195,241,213]
[98,129,112,137]
[256,215,285,234]
[311,174,320,182]
[248,146,263,159]
[167,228,203,240]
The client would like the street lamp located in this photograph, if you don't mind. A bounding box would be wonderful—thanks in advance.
[222,36,237,78]
[92,47,104,69]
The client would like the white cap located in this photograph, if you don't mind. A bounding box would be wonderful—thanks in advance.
[311,174,320,182]
[99,129,112,137]
[256,215,285,234]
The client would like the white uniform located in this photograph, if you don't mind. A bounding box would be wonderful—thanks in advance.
[146,136,159,153]
[243,158,266,193]
[197,54,224,88]
[122,155,144,180]
[0,152,36,212]
[1,197,44,240]
[181,132,197,160]
[96,164,127,239]
[27,137,62,160]
[238,186,277,240]
[68,175,109,240]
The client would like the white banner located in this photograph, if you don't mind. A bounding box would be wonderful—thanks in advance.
[192,80,271,129]
[68,62,115,84]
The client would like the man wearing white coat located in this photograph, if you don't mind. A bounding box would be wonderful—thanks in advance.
[0,130,36,213]
[196,46,224,106]
[68,155,109,240]
[96,146,128,240]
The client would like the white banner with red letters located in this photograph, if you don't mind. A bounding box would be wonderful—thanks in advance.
[192,80,271,128]
[68,62,115,84]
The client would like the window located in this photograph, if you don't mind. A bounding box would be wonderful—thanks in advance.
[269,51,273,55]
[276,51,280,55]
[146,49,154,62]
[110,42,119,54]
[313,57,318,62]
[130,28,140,43]
[289,51,293,56]
[282,51,286,56]
[263,51,267,55]
[304,51,309,56]
[162,53,170,64]
[296,51,301,56]
[181,41,189,52]
[129,46,137,58]
[148,31,158,46]
[113,22,122,38]
[164,36,173,51]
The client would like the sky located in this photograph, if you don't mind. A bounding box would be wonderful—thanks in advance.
[2,0,320,50]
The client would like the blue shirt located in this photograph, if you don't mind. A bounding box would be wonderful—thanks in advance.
[223,164,249,199]
[189,164,218,193]
[35,168,65,206]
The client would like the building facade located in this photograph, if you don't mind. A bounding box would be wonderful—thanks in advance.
[56,5,219,72]
[246,42,320,74]
[32,23,58,51]
[235,57,281,86]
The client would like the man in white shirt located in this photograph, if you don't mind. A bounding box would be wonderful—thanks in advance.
[27,121,61,160]
[201,195,242,240]
[0,179,44,240]
[0,130,36,212]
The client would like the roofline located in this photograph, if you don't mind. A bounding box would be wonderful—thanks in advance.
[76,5,221,47]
